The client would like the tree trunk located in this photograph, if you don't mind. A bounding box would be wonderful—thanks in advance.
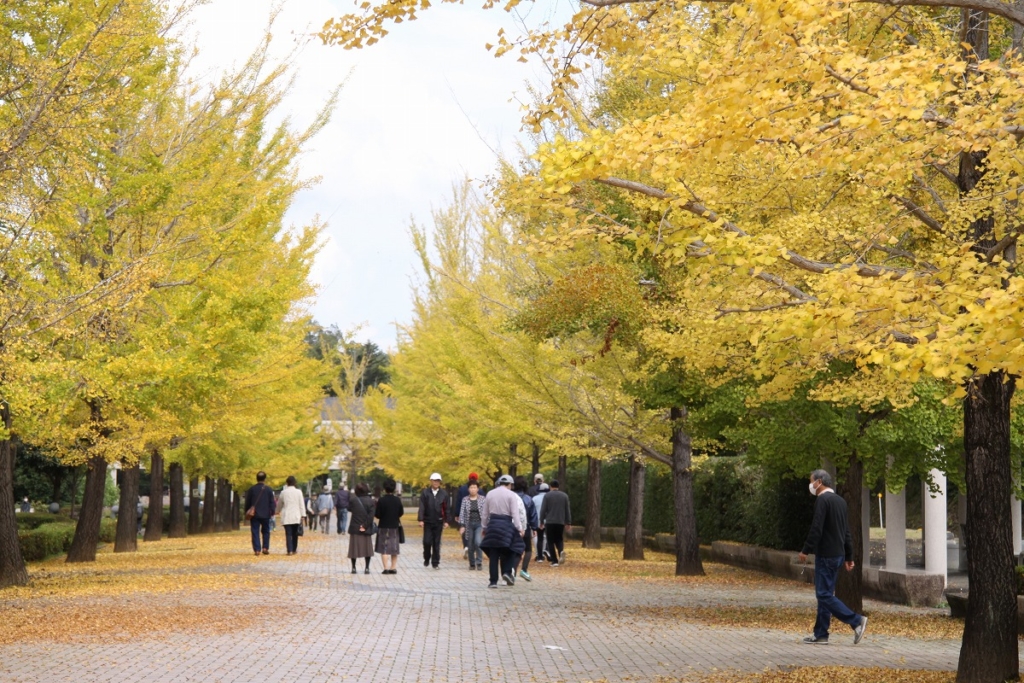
[201,476,215,533]
[50,470,65,507]
[583,456,602,549]
[168,462,186,538]
[958,371,1017,683]
[558,455,567,485]
[231,484,240,530]
[531,443,540,479]
[187,476,200,535]
[144,450,163,542]
[114,460,139,553]
[835,452,864,614]
[623,454,645,560]
[66,455,109,563]
[0,402,28,587]
[69,465,81,519]
[215,478,230,532]
[671,407,703,576]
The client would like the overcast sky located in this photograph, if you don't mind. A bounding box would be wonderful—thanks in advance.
[181,0,567,351]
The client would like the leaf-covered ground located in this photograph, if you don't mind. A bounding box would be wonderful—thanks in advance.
[695,667,955,683]
[0,530,284,644]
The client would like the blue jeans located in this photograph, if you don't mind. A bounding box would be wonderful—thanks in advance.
[337,508,349,534]
[464,523,483,567]
[813,555,862,638]
[251,517,271,553]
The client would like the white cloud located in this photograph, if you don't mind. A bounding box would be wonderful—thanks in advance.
[180,0,558,351]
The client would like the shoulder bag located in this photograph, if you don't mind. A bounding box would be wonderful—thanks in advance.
[353,495,378,536]
[245,485,267,522]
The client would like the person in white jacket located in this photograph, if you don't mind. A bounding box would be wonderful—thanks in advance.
[278,477,306,555]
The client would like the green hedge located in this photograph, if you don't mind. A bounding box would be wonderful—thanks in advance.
[561,455,815,551]
[18,522,76,561]
[15,512,73,531]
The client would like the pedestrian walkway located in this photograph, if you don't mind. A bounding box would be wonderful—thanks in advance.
[0,529,1017,682]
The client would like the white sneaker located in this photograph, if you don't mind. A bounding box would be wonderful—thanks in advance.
[853,617,867,645]
[463,547,468,559]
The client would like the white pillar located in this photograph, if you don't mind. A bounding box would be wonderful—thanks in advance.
[885,484,907,571]
[1013,495,1022,557]
[923,468,947,583]
[861,486,871,571]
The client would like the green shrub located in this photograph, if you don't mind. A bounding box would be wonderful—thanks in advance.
[18,522,76,561]
[98,518,116,543]
[15,512,73,531]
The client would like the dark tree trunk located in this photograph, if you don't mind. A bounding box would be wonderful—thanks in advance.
[508,444,518,479]
[623,454,645,561]
[231,484,240,530]
[168,462,186,538]
[958,371,1017,683]
[531,443,541,479]
[0,402,28,587]
[69,465,81,519]
[835,452,864,613]
[66,455,109,563]
[144,450,163,542]
[187,476,200,535]
[558,455,567,485]
[583,456,602,549]
[114,460,139,553]
[215,478,230,532]
[50,470,65,506]
[671,407,703,576]
[201,476,215,533]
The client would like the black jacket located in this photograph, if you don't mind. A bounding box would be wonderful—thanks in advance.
[334,488,350,510]
[802,490,853,560]
[418,487,449,524]
[375,494,404,528]
[348,495,376,535]
[244,483,276,519]
[539,489,571,526]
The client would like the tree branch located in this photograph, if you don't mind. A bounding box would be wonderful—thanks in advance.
[892,194,947,235]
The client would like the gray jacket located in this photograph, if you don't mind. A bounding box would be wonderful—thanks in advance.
[539,489,571,526]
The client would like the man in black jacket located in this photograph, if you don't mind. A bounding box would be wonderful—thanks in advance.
[244,471,277,556]
[418,472,449,569]
[334,487,350,535]
[798,469,867,645]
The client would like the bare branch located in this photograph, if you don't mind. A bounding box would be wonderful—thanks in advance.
[985,231,1019,260]
[715,300,810,319]
[824,65,876,97]
[892,194,947,235]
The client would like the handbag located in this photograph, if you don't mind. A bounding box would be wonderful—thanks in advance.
[398,523,405,544]
[245,485,267,521]
[297,523,304,537]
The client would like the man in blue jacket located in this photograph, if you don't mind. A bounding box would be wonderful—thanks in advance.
[798,469,868,645]
[244,471,277,556]
[334,486,350,535]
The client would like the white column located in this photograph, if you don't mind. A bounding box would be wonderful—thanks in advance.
[885,484,907,571]
[1013,495,1022,557]
[861,486,871,571]
[923,468,947,583]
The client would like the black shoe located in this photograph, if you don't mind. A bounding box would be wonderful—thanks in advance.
[261,549,269,555]
[364,568,370,574]
[351,568,357,574]
[802,635,829,645]
[424,559,430,567]
[502,573,515,586]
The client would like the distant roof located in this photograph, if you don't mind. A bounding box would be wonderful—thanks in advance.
[318,396,394,421]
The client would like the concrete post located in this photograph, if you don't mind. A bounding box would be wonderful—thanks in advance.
[923,468,947,583]
[885,484,907,571]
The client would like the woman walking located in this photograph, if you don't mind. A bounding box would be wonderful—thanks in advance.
[375,479,403,574]
[347,483,376,574]
[278,477,305,555]
[458,480,484,570]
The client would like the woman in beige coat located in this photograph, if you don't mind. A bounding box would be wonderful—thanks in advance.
[278,476,306,555]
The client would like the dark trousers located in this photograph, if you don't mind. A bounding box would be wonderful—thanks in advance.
[535,528,545,560]
[320,514,330,533]
[484,547,518,585]
[423,522,444,567]
[813,555,862,638]
[517,532,533,573]
[284,524,300,553]
[250,517,271,552]
[546,524,565,562]
[337,508,348,534]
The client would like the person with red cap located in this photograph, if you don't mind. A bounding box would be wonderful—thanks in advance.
[455,472,479,559]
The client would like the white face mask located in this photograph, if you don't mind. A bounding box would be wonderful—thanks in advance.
[809,481,818,496]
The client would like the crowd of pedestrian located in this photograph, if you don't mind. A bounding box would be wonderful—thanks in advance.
[241,468,570,588]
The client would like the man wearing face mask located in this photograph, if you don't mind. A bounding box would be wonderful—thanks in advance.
[798,469,868,646]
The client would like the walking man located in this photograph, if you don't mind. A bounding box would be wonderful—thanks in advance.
[798,469,868,645]
[418,472,449,569]
[532,483,549,562]
[538,480,570,566]
[334,486,350,535]
[527,473,544,497]
[317,485,334,534]
[244,471,276,556]
[480,474,525,587]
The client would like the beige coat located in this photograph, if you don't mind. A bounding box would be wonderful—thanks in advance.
[277,486,305,526]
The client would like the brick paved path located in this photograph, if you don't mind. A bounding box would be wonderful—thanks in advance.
[1,528,1018,683]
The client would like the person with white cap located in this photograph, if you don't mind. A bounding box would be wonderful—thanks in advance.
[480,474,525,587]
[418,472,450,569]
